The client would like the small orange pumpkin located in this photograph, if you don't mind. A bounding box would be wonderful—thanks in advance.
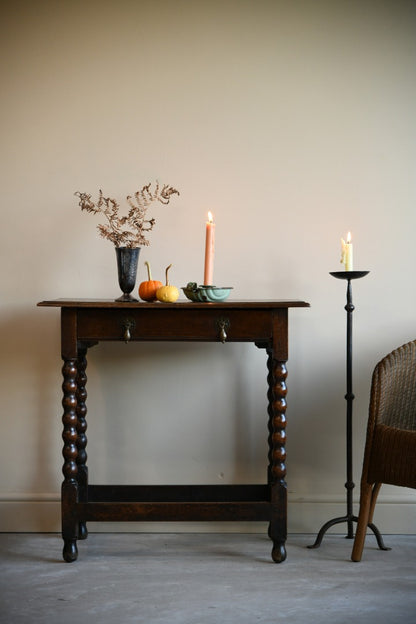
[138,261,163,302]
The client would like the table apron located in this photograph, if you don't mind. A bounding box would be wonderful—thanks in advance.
[75,308,274,342]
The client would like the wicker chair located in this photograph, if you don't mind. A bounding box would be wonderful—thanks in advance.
[351,340,416,562]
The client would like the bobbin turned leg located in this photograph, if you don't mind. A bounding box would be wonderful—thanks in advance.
[76,348,88,540]
[267,351,288,563]
[61,358,79,562]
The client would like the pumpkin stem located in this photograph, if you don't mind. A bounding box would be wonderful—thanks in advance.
[144,261,152,281]
[165,263,172,286]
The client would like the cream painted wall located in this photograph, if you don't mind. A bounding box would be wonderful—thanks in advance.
[1,0,416,535]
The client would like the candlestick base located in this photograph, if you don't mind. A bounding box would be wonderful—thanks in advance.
[182,283,233,302]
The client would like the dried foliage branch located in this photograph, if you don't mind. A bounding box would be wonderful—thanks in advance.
[75,182,180,247]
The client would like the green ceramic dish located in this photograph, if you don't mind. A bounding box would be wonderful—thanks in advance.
[182,283,233,302]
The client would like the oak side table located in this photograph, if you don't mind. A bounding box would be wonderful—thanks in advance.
[38,299,309,563]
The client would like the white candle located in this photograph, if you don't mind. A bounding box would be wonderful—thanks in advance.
[340,232,353,271]
[204,211,215,285]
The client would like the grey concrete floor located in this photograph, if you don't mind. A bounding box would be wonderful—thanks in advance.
[0,533,415,624]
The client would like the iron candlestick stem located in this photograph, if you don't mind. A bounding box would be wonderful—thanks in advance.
[308,270,387,550]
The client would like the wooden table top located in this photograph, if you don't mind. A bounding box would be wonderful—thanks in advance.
[38,298,310,309]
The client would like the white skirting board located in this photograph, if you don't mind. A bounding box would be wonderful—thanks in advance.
[0,493,414,534]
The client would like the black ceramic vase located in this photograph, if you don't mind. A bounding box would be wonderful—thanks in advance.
[115,247,140,302]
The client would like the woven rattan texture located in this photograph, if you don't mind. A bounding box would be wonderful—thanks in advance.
[366,340,416,488]
[368,424,416,487]
[372,340,416,431]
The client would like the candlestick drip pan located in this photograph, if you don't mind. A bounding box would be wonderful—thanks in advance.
[182,283,233,302]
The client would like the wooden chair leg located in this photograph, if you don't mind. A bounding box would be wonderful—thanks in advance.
[351,481,373,562]
[368,482,382,524]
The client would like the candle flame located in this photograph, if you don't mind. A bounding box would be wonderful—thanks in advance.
[207,211,214,223]
[347,231,351,243]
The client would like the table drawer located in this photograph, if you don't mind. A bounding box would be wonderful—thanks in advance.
[77,308,274,343]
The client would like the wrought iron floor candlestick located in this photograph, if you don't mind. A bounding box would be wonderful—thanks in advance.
[308,271,388,550]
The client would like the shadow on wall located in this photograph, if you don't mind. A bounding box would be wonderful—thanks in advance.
[82,340,270,485]
[0,307,63,519]
[286,348,373,497]
[0,306,272,499]
[0,304,371,512]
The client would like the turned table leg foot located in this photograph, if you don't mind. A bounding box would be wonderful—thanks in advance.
[78,522,88,540]
[63,539,78,563]
[271,542,287,563]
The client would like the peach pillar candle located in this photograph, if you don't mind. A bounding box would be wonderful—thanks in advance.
[204,211,215,285]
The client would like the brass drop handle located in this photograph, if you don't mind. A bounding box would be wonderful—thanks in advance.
[217,317,230,344]
[121,319,135,343]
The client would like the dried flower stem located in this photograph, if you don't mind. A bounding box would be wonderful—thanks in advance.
[75,182,179,247]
